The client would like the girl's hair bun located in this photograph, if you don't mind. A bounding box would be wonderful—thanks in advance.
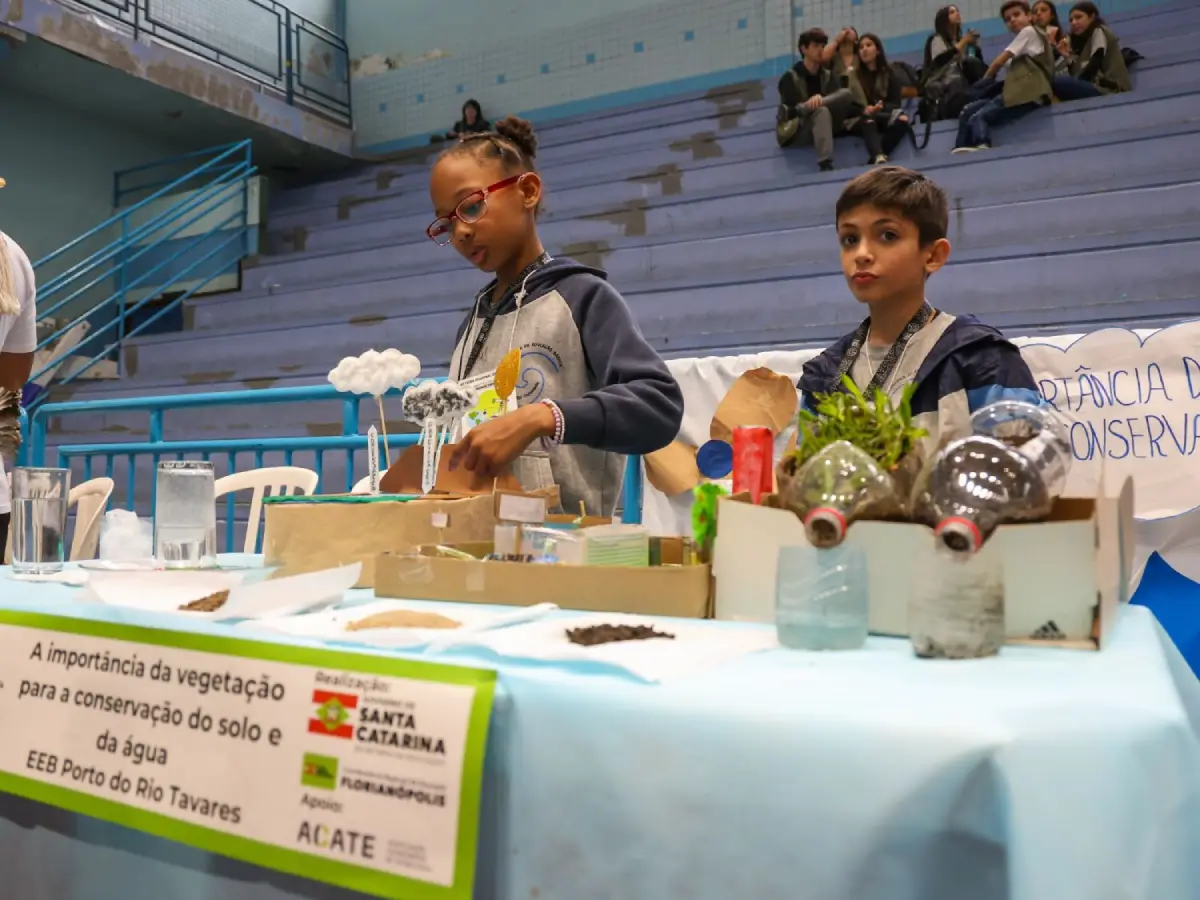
[494,115,538,162]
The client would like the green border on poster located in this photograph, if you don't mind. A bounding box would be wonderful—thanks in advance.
[0,610,497,900]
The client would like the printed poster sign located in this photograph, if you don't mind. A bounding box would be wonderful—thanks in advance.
[0,611,496,900]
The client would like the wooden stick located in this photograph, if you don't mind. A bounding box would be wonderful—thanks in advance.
[375,395,391,467]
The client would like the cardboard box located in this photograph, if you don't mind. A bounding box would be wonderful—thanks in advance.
[375,540,712,618]
[711,477,1134,650]
[263,494,502,588]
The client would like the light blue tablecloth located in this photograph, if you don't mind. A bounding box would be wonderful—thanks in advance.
[2,562,1200,900]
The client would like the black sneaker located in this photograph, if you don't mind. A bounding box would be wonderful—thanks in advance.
[819,160,834,171]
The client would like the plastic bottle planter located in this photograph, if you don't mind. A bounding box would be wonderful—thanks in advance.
[908,545,1004,659]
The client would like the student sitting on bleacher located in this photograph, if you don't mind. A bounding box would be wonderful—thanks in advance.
[1055,2,1132,98]
[953,1,1054,154]
[844,35,911,166]
[777,29,859,171]
[1032,1,1071,72]
[822,27,860,84]
[925,6,987,87]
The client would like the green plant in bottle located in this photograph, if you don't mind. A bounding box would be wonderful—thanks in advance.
[777,376,928,524]
[691,482,727,563]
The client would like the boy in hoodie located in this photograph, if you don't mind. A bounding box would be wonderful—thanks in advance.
[426,115,683,516]
[799,167,1041,449]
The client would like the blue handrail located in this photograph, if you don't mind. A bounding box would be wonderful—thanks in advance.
[29,141,257,400]
[25,384,647,547]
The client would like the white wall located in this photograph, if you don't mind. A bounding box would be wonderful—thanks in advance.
[0,91,191,278]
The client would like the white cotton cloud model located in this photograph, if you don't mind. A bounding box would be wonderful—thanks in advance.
[327,349,421,396]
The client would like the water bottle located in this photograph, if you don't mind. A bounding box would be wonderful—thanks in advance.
[776,542,869,650]
[783,441,902,548]
[970,399,1072,496]
[911,436,1056,557]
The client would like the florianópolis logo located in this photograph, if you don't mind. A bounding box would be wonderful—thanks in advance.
[308,690,358,739]
[301,754,339,791]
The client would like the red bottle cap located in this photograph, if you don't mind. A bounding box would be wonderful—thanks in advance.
[803,507,847,548]
[935,517,983,556]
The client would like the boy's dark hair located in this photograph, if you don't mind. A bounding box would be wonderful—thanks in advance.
[1000,0,1031,17]
[835,166,949,245]
[443,115,538,174]
[798,28,828,51]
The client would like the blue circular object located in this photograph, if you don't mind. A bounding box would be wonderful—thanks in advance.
[696,439,733,479]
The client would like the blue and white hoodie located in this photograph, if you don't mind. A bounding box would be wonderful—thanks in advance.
[449,256,683,516]
[799,313,1042,451]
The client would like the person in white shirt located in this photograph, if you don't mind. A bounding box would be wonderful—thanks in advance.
[953,0,1056,152]
[0,229,37,562]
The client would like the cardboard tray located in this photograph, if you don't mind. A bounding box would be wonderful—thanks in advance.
[711,476,1135,650]
[375,540,713,619]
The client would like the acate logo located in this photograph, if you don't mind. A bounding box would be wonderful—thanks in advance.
[296,822,376,860]
[301,753,339,790]
[309,690,358,739]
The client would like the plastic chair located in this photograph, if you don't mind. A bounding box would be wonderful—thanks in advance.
[214,466,319,554]
[3,474,114,564]
[68,476,114,561]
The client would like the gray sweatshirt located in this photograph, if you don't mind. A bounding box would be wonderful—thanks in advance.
[448,257,683,516]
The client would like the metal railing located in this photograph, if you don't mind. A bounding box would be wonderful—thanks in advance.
[25,385,418,552]
[24,384,646,551]
[70,0,351,123]
[29,141,257,403]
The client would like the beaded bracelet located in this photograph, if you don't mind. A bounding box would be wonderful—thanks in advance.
[539,399,565,450]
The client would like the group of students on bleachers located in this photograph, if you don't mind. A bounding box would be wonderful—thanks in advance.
[777,0,1133,166]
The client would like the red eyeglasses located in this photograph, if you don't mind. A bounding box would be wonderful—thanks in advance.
[426,175,523,245]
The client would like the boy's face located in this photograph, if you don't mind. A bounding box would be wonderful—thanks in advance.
[1004,4,1031,32]
[801,37,826,65]
[836,204,950,306]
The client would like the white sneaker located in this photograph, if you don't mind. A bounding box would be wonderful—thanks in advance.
[951,146,977,154]
[872,154,888,165]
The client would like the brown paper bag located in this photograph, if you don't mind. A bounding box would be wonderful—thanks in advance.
[710,368,798,443]
[644,440,702,495]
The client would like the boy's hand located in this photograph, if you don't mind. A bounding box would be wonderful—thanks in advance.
[804,95,823,110]
[448,403,557,478]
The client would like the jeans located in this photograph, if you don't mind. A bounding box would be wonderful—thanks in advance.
[955,96,1039,148]
[1052,74,1102,101]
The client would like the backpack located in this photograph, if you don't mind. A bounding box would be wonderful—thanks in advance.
[775,69,804,147]
[890,61,922,92]
[914,59,971,148]
[1122,46,1144,66]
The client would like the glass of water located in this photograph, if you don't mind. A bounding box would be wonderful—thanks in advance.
[11,467,71,575]
[154,461,217,569]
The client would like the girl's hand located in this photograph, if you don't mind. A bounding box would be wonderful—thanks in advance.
[448,403,556,477]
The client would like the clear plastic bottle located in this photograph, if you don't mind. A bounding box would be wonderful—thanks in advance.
[908,546,1004,659]
[776,542,869,650]
[786,441,903,548]
[970,400,1072,496]
[910,436,1054,557]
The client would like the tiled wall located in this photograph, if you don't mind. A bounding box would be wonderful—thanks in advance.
[347,0,1166,152]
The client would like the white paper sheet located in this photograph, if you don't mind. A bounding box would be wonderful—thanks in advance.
[79,564,361,621]
[440,613,780,682]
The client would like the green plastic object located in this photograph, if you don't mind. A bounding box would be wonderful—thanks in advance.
[692,482,728,563]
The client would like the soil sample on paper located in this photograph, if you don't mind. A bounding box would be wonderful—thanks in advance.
[346,610,461,631]
[180,590,230,612]
[566,623,676,646]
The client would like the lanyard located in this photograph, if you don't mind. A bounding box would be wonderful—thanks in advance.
[457,252,551,380]
[832,302,935,396]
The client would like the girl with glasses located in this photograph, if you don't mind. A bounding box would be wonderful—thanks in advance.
[427,116,683,516]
